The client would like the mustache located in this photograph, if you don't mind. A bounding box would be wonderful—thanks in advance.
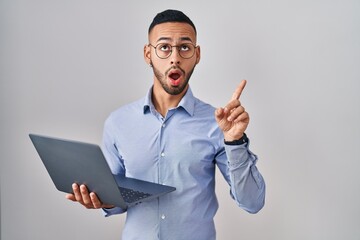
[165,66,185,76]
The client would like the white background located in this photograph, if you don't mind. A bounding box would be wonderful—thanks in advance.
[1,0,359,239]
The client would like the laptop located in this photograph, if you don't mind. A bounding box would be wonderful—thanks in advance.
[29,133,176,210]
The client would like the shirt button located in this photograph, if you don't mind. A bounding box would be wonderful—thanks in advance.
[161,214,166,220]
[162,123,166,128]
[161,152,165,157]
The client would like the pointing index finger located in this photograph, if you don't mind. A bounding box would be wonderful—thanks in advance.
[231,80,247,100]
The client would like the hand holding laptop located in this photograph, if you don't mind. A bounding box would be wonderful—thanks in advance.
[65,183,114,209]
[29,134,175,210]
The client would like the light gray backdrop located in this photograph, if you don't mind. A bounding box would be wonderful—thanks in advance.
[1,0,359,239]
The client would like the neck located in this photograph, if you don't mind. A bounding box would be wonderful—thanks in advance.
[152,84,188,117]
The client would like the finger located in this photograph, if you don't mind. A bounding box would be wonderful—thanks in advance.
[231,80,247,101]
[233,111,249,123]
[227,106,245,121]
[90,192,103,208]
[80,185,92,206]
[72,183,83,202]
[224,99,241,113]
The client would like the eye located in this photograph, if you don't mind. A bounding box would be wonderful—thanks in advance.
[180,44,191,51]
[158,44,171,52]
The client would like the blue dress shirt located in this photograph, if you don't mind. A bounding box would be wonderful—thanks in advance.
[102,87,265,240]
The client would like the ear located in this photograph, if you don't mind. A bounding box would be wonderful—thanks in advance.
[195,45,201,64]
[144,44,151,65]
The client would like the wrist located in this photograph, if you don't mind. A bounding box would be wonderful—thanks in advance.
[224,133,248,145]
[224,131,244,142]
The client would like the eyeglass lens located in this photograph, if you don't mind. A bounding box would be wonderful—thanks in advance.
[155,43,195,59]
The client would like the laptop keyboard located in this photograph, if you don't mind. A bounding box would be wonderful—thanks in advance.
[119,187,152,203]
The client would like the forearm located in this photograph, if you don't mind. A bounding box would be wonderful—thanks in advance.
[225,142,266,213]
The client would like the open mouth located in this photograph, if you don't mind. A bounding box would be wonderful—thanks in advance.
[168,70,183,86]
[169,72,181,80]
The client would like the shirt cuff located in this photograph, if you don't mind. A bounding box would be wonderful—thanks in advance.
[102,206,126,217]
[224,133,248,145]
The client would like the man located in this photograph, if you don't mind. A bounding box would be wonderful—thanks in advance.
[66,9,265,240]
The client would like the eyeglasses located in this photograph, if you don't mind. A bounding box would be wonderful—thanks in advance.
[148,43,197,59]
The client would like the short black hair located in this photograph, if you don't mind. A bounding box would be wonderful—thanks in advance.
[148,9,197,35]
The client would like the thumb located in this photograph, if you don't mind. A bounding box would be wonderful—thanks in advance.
[65,194,76,202]
[215,107,225,121]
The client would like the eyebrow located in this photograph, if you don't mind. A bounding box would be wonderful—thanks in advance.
[156,37,194,43]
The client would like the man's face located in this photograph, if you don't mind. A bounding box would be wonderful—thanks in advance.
[144,22,200,96]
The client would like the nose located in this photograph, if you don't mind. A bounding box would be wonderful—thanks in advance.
[170,46,181,65]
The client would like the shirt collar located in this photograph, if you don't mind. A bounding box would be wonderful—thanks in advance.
[143,86,195,117]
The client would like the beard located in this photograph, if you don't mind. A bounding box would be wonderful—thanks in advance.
[152,64,195,96]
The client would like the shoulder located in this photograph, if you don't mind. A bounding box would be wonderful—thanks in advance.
[193,96,216,118]
[105,97,145,126]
